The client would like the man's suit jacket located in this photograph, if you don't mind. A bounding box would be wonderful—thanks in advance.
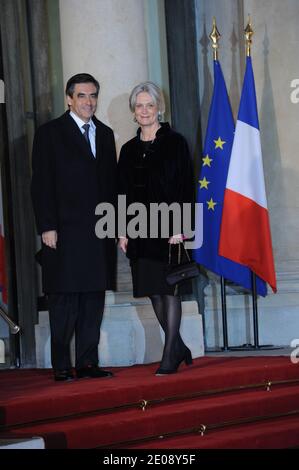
[31,111,117,293]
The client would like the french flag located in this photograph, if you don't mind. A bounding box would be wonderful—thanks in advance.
[219,56,277,293]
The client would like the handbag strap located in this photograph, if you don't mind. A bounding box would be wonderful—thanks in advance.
[168,242,190,265]
[168,243,179,265]
[182,243,191,262]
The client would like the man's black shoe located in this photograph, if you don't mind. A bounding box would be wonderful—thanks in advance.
[54,369,74,382]
[76,365,114,379]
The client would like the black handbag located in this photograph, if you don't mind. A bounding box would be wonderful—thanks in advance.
[166,242,199,286]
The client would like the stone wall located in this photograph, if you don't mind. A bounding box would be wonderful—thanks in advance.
[59,0,149,155]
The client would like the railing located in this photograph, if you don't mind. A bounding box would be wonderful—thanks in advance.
[0,306,20,334]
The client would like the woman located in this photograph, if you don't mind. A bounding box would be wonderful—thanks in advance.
[118,81,194,375]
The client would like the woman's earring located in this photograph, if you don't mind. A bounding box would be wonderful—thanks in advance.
[158,111,162,122]
[133,116,137,122]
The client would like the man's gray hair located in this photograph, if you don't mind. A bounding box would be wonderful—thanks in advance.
[129,81,165,114]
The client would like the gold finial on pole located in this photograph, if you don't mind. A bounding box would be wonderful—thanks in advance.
[244,15,254,57]
[209,17,221,60]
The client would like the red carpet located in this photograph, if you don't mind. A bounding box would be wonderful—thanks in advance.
[0,356,299,448]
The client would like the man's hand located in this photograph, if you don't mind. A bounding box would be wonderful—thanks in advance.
[118,237,128,253]
[42,230,58,249]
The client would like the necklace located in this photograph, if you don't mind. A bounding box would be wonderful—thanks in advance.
[141,139,154,159]
[140,124,161,143]
[141,134,155,142]
[141,137,155,159]
[141,125,161,158]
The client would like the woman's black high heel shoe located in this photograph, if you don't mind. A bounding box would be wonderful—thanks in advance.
[184,348,193,366]
[155,348,193,376]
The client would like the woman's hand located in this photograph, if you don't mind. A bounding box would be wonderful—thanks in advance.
[42,230,57,249]
[168,234,184,244]
[118,237,128,253]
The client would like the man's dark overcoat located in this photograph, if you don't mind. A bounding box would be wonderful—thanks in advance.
[31,111,117,293]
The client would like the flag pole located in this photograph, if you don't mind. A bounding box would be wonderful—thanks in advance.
[246,18,271,349]
[210,18,229,351]
[229,17,280,351]
[250,273,281,349]
[251,272,260,347]
[246,18,260,349]
[244,15,253,57]
[210,16,220,61]
[220,277,229,350]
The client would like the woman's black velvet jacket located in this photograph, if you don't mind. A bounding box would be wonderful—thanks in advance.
[117,122,195,262]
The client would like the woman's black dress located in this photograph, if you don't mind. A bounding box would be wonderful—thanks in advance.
[118,123,194,298]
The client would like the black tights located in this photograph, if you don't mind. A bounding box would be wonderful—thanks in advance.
[150,294,188,369]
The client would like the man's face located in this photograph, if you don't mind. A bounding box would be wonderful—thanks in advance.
[67,82,98,122]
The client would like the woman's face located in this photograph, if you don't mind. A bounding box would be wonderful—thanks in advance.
[134,92,159,127]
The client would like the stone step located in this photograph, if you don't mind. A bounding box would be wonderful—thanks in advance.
[0,437,45,449]
[0,338,10,366]
[203,280,299,348]
[0,339,5,364]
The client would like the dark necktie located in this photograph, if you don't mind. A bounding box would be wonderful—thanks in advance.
[82,123,93,154]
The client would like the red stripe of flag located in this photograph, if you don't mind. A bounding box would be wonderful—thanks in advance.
[219,189,277,292]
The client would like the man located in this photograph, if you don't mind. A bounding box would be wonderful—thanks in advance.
[31,73,117,381]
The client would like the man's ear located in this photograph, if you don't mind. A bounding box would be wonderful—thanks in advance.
[66,95,72,107]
